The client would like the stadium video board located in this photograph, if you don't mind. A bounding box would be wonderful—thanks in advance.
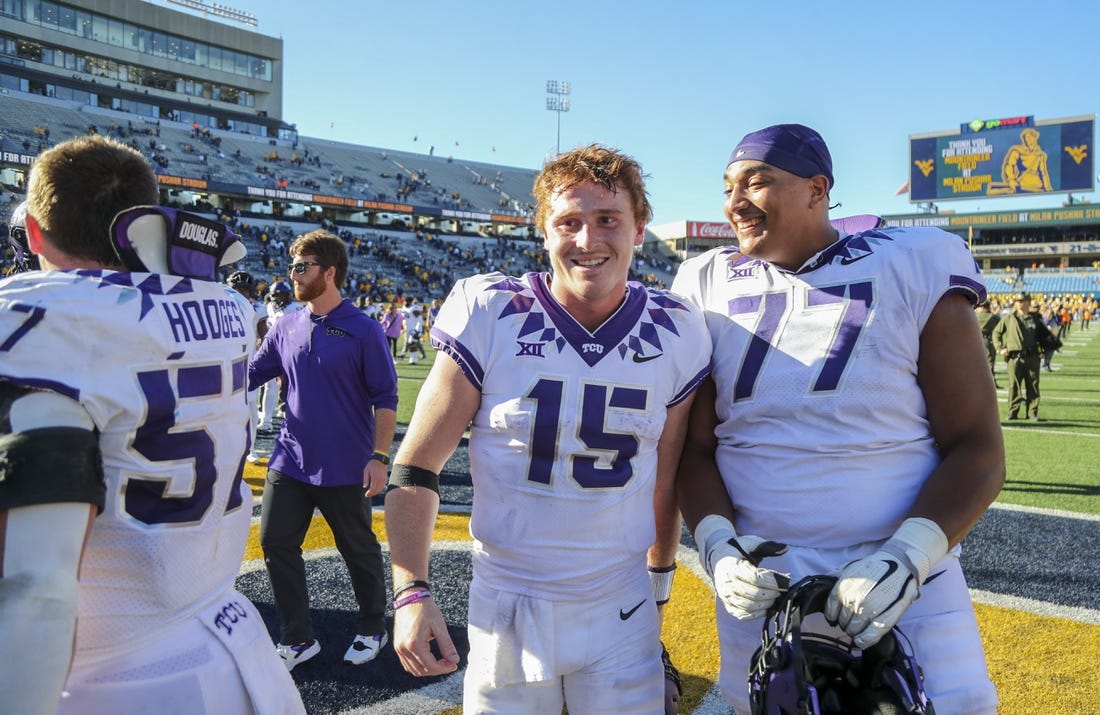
[908,115,1094,202]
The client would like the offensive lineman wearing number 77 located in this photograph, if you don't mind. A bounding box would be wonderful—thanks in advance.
[672,124,1003,714]
[0,135,304,714]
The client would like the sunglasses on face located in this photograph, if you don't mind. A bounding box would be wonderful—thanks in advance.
[288,261,323,275]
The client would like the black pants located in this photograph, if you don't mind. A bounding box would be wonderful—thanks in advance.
[260,469,387,644]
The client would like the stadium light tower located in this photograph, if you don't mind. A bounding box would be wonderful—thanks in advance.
[546,80,571,156]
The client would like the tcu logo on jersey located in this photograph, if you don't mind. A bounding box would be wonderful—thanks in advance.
[212,600,249,636]
[582,343,604,355]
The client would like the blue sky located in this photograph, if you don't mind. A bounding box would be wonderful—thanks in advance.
[164,0,1099,226]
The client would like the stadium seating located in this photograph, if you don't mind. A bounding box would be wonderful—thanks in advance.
[0,92,536,217]
[202,211,677,304]
[983,271,1100,297]
[14,90,1093,299]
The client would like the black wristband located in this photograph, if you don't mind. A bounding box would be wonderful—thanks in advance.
[393,579,431,599]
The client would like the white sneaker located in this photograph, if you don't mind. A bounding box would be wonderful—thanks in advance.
[276,639,320,671]
[246,453,260,463]
[343,632,387,665]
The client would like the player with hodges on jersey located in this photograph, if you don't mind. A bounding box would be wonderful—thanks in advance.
[385,144,710,714]
[0,135,304,714]
[672,124,1004,714]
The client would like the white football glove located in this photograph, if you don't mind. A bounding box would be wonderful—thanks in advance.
[824,517,949,649]
[695,515,790,620]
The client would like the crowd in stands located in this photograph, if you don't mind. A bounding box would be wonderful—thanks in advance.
[0,94,538,219]
[0,94,1096,301]
[982,264,1100,295]
[986,292,1096,336]
[1,172,676,296]
[5,183,1100,309]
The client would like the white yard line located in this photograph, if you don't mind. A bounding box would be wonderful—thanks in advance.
[970,589,1100,626]
[989,501,1100,521]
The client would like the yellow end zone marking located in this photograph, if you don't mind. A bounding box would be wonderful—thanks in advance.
[975,601,1100,714]
[243,512,1100,713]
[244,510,470,561]
[244,511,722,711]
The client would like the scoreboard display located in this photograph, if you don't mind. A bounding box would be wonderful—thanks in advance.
[908,115,1094,202]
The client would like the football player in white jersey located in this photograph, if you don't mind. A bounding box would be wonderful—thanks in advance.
[228,270,269,462]
[257,280,302,430]
[386,145,710,714]
[672,124,1004,714]
[402,303,426,363]
[0,135,304,715]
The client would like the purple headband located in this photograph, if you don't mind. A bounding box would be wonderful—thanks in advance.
[728,123,834,188]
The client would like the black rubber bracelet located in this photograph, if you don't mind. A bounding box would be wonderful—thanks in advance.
[393,579,431,599]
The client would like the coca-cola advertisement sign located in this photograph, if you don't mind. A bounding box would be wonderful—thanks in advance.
[688,221,736,240]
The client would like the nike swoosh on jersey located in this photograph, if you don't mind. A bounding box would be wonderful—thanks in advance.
[632,352,662,364]
[620,599,647,620]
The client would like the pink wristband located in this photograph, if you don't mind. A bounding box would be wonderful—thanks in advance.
[393,589,432,610]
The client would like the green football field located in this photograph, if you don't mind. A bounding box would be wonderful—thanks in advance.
[394,323,1100,517]
[992,326,1100,515]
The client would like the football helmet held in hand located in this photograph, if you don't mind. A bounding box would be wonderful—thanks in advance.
[7,201,38,271]
[749,575,935,715]
[661,644,682,715]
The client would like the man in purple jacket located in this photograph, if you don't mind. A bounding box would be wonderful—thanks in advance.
[249,229,398,671]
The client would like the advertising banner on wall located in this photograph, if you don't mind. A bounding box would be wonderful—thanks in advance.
[686,221,736,240]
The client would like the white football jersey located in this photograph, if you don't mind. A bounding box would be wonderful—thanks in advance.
[431,272,710,600]
[672,227,986,548]
[265,299,302,328]
[405,311,425,337]
[249,298,266,329]
[0,269,256,660]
